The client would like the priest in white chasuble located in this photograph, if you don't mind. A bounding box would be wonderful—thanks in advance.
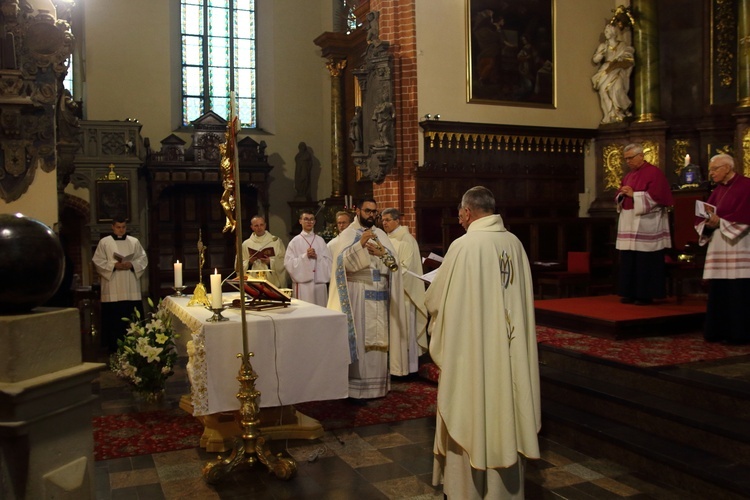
[327,198,409,401]
[92,216,148,353]
[381,207,428,373]
[425,186,540,499]
[240,215,288,288]
[284,210,332,306]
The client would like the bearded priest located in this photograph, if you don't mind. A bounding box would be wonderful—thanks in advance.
[327,198,409,402]
[426,186,540,499]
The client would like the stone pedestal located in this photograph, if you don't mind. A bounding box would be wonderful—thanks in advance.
[0,307,104,499]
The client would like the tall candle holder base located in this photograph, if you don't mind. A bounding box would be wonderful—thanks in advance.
[172,285,188,297]
[206,306,229,322]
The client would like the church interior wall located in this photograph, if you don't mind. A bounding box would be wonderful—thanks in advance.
[414,0,617,217]
[79,0,333,243]
[415,0,616,149]
[1,170,59,228]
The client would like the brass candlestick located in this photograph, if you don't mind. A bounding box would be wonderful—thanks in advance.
[202,353,297,483]
[201,95,296,483]
[205,305,229,322]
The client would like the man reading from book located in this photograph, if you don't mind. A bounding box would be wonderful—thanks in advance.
[92,215,148,353]
[240,215,287,288]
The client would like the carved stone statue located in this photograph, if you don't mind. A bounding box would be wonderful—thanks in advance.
[349,106,363,153]
[591,23,634,124]
[294,141,312,201]
[373,100,395,147]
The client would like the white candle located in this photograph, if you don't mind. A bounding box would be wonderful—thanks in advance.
[174,260,183,288]
[210,269,223,309]
[684,154,690,167]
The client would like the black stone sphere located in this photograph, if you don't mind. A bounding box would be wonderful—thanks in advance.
[0,213,65,314]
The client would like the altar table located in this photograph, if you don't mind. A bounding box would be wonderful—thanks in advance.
[163,295,350,417]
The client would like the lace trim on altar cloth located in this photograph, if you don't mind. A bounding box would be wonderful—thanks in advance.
[162,298,210,416]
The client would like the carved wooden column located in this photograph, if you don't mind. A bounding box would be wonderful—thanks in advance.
[739,0,750,107]
[736,0,750,177]
[632,0,661,122]
[326,57,347,197]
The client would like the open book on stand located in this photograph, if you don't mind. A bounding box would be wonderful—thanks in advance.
[226,277,291,310]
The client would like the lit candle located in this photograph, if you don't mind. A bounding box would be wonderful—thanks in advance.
[684,154,690,167]
[174,260,183,288]
[210,269,222,309]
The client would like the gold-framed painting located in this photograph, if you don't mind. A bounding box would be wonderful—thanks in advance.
[96,180,130,223]
[466,0,556,108]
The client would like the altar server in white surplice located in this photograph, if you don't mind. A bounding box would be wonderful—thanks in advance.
[92,216,148,353]
[426,186,540,499]
[327,198,409,402]
[240,215,288,288]
[284,210,332,306]
[381,208,428,373]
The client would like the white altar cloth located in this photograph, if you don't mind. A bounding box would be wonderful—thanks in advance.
[163,295,350,416]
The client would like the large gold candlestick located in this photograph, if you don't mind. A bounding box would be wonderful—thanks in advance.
[201,94,297,483]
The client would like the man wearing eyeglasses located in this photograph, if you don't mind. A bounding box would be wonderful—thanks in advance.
[381,207,428,373]
[695,154,750,344]
[615,143,673,305]
[284,210,332,307]
[328,198,409,403]
[326,210,353,253]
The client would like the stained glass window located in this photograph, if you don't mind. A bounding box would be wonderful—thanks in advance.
[63,55,74,96]
[181,0,256,128]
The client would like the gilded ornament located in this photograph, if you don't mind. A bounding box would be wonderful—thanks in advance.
[603,144,624,191]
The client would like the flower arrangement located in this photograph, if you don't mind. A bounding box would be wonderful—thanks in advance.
[110,298,179,398]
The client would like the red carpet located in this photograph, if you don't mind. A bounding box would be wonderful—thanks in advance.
[295,378,437,430]
[94,379,437,461]
[93,409,204,461]
[537,325,750,367]
[535,295,706,339]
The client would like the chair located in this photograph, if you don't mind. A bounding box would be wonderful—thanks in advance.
[537,251,591,299]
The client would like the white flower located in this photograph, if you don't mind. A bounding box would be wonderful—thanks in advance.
[110,299,177,393]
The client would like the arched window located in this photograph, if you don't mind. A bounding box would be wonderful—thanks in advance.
[181,0,257,128]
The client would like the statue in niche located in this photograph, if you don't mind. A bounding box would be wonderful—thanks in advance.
[366,11,379,44]
[591,7,635,124]
[373,100,395,147]
[294,141,313,201]
[56,88,80,142]
[349,106,363,153]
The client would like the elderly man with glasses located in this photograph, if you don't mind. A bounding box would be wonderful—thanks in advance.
[327,198,409,403]
[695,154,750,344]
[284,210,332,306]
[381,207,428,373]
[615,143,674,305]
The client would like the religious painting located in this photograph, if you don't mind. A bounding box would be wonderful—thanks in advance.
[96,180,130,222]
[466,0,555,108]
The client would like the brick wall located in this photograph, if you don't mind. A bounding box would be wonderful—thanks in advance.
[370,0,419,237]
